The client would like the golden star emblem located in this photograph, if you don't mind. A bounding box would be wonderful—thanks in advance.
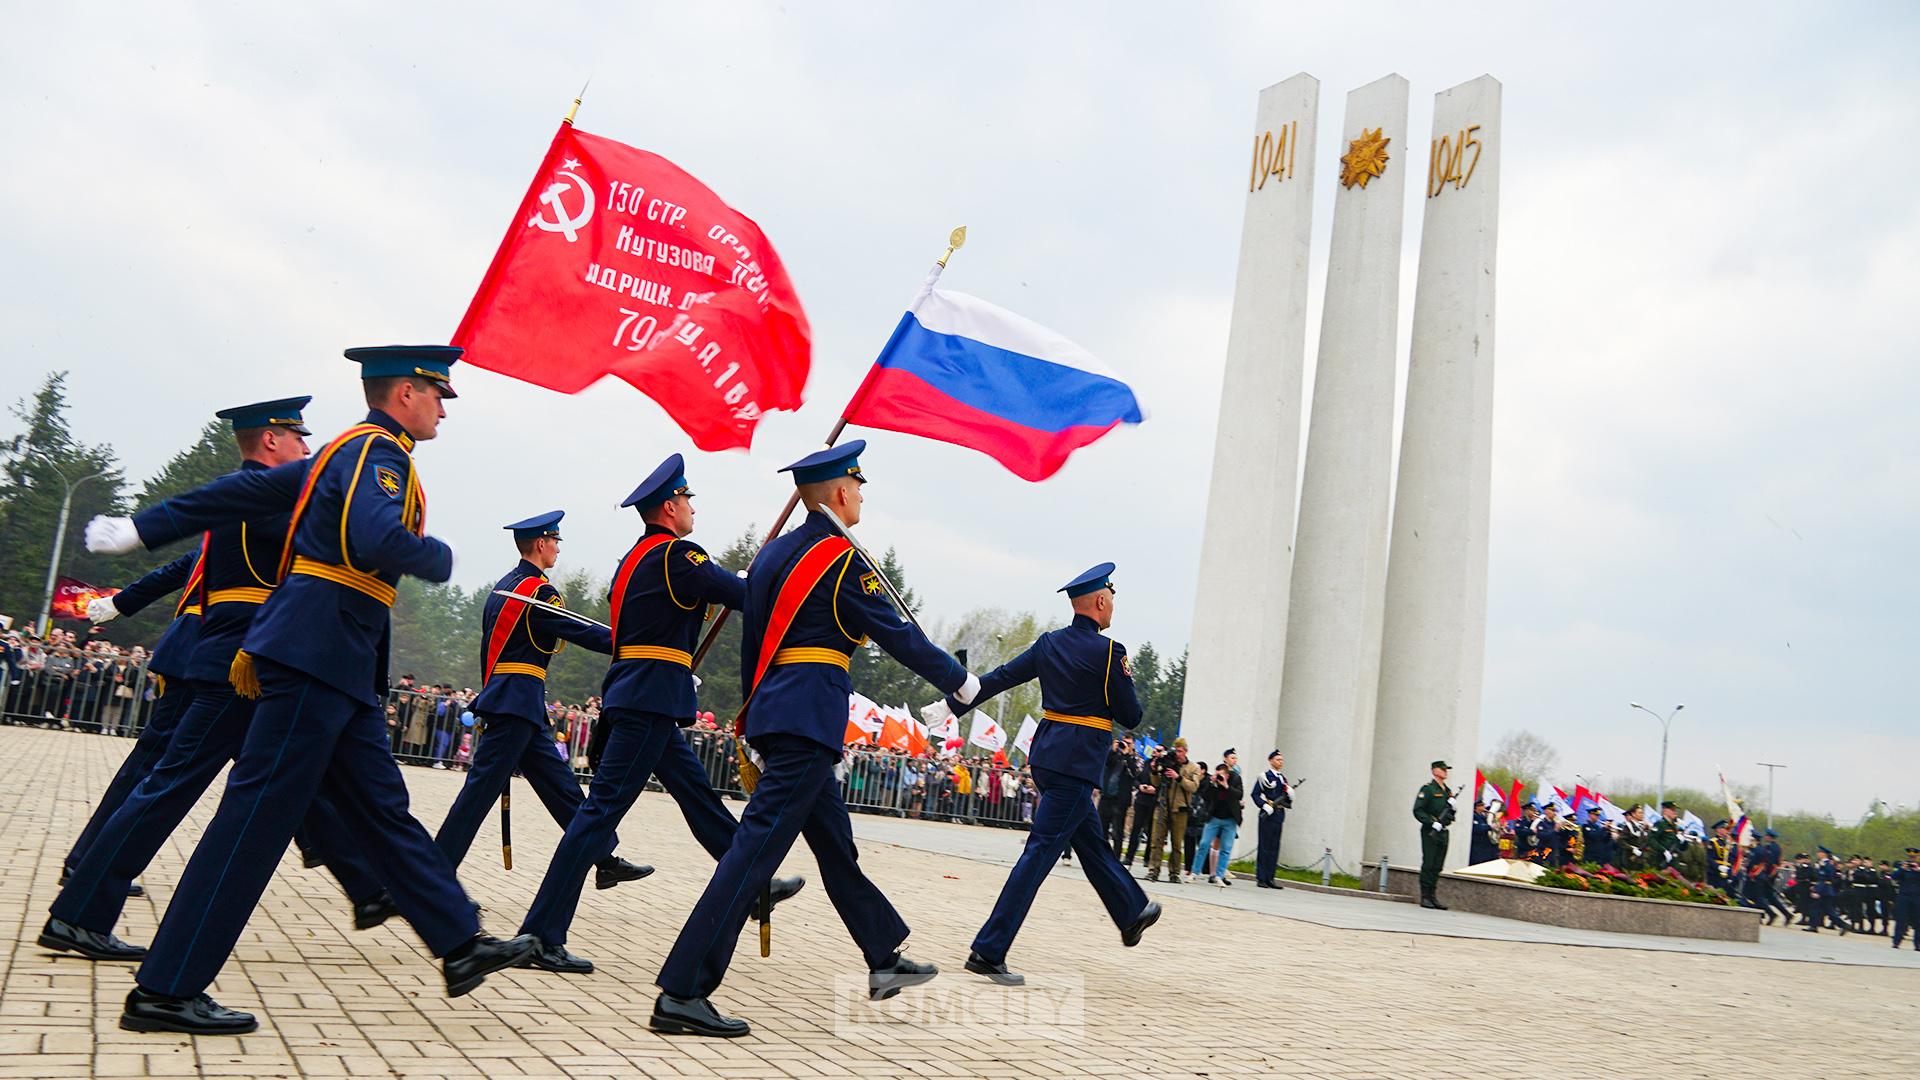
[1340,127,1391,190]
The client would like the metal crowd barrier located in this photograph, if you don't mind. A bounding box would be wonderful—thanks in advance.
[4,667,1041,833]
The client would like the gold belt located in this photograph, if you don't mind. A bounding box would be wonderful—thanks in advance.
[1043,710,1113,732]
[490,661,546,679]
[771,647,851,670]
[206,587,272,606]
[290,556,397,607]
[180,604,204,617]
[616,644,693,667]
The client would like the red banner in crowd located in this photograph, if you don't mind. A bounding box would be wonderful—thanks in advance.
[454,123,811,450]
[50,577,116,620]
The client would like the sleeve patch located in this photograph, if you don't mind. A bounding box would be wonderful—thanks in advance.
[373,465,402,498]
[860,571,884,596]
[686,550,709,565]
[1121,654,1133,678]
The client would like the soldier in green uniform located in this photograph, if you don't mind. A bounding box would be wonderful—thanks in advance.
[1650,800,1681,868]
[1412,761,1456,910]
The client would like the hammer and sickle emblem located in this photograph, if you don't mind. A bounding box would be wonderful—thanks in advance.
[527,167,595,242]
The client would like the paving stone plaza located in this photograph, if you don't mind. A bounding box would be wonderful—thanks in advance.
[3,727,1916,1079]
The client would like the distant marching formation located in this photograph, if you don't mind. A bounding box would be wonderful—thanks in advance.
[44,345,1162,1038]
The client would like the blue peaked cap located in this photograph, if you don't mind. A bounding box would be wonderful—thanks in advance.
[503,510,564,542]
[1060,561,1116,598]
[622,453,693,509]
[214,396,312,435]
[780,439,867,486]
[346,345,460,398]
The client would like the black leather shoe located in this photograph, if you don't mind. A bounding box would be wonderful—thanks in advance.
[868,953,938,1000]
[300,849,324,869]
[353,892,399,930]
[39,917,147,962]
[126,881,145,898]
[518,940,594,975]
[443,933,539,997]
[594,857,656,890]
[1121,901,1162,947]
[964,951,1025,986]
[650,992,750,1037]
[119,987,257,1035]
[749,876,807,922]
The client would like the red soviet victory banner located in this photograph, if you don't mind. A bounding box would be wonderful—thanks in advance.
[51,577,118,621]
[454,123,811,450]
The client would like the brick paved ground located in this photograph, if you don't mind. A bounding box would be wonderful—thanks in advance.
[3,726,1917,1079]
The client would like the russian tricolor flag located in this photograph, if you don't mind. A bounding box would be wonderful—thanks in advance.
[844,287,1144,481]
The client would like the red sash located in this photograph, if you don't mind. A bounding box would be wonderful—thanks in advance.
[608,533,677,641]
[481,575,547,685]
[734,536,853,733]
[173,534,210,617]
[276,423,423,581]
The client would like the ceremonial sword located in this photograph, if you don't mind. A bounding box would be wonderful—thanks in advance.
[490,590,613,632]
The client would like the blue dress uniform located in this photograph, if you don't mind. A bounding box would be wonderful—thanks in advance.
[1252,761,1291,886]
[1891,849,1920,950]
[1806,849,1841,932]
[654,442,967,1032]
[518,459,763,969]
[62,547,203,877]
[107,349,534,1034]
[435,512,624,871]
[1582,818,1615,867]
[949,563,1156,976]
[47,399,388,951]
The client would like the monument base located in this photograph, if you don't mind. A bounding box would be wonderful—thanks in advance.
[1359,865,1761,943]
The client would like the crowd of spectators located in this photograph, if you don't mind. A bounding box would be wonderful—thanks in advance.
[2,621,157,735]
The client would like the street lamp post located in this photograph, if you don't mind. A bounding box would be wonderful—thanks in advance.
[1629,702,1684,812]
[27,450,110,637]
[1756,761,1787,832]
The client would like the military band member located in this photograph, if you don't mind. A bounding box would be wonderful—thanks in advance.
[1705,820,1735,890]
[84,348,536,1034]
[1582,812,1616,868]
[44,398,390,963]
[1619,805,1652,869]
[1650,801,1681,867]
[1535,804,1568,866]
[62,546,208,894]
[516,458,800,974]
[651,441,975,1038]
[433,511,650,891]
[1413,761,1454,909]
[927,562,1161,986]
[1252,751,1292,887]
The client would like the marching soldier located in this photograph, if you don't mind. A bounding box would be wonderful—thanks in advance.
[1785,852,1813,924]
[433,511,651,889]
[1705,820,1735,890]
[651,440,975,1038]
[1412,761,1455,909]
[926,562,1161,986]
[1650,801,1681,867]
[1582,811,1616,868]
[1804,847,1845,934]
[84,349,536,1034]
[44,398,391,963]
[62,545,209,895]
[515,457,801,974]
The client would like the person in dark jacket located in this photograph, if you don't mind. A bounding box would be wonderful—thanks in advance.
[1124,749,1161,866]
[1250,751,1291,888]
[1191,752,1244,886]
[1468,801,1498,865]
[1582,814,1616,868]
[1100,735,1143,855]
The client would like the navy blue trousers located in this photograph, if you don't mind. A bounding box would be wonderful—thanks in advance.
[50,680,383,933]
[657,733,908,999]
[136,659,478,997]
[518,708,737,946]
[65,681,195,871]
[436,711,618,869]
[1255,808,1285,884]
[971,766,1147,963]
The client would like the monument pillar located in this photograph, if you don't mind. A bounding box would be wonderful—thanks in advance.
[1271,75,1408,869]
[1365,75,1503,871]
[1177,74,1319,768]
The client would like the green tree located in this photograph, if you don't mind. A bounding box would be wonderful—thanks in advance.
[141,421,239,507]
[689,526,760,719]
[0,373,134,636]
[389,577,483,690]
[542,566,614,705]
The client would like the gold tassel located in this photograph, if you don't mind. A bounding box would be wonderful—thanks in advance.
[229,650,261,699]
[735,742,760,795]
[153,673,167,698]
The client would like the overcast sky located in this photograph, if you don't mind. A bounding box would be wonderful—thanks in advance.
[3,3,1914,818]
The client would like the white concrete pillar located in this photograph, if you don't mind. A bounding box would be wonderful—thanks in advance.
[1365,75,1502,872]
[1271,75,1408,869]
[1178,74,1319,773]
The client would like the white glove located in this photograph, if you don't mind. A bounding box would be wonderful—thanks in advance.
[736,568,749,579]
[1260,804,1274,816]
[440,538,458,575]
[86,597,122,624]
[954,671,981,705]
[692,674,703,689]
[920,699,953,725]
[85,516,141,555]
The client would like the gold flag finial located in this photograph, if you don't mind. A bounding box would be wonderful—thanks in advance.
[564,76,593,125]
[938,225,968,268]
